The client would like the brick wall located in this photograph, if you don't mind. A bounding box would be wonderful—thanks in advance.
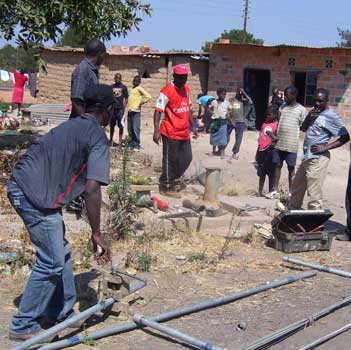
[38,49,209,118]
[208,44,351,123]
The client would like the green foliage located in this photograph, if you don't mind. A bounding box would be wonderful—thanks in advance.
[188,251,207,262]
[0,0,152,46]
[82,325,97,346]
[0,101,10,113]
[337,27,351,47]
[107,144,137,239]
[0,44,16,71]
[134,252,153,272]
[56,27,86,48]
[202,29,264,52]
[81,242,93,269]
[0,43,39,71]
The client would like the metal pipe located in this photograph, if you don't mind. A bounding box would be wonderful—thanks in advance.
[12,298,116,350]
[203,167,221,201]
[283,256,351,278]
[297,322,351,350]
[242,295,351,350]
[133,315,225,350]
[39,271,316,350]
[14,270,146,350]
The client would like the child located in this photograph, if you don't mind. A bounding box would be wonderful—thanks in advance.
[127,76,151,151]
[256,106,279,196]
[209,88,232,158]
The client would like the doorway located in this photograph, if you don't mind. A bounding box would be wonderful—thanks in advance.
[244,68,270,129]
[293,71,318,107]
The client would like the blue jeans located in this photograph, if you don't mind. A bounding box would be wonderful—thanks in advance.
[7,181,76,334]
[127,111,141,149]
[227,121,246,154]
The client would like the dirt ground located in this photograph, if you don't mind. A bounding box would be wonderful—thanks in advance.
[0,122,351,350]
[0,88,36,104]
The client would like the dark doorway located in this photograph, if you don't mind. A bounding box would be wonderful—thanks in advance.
[293,71,318,107]
[294,72,306,105]
[244,68,270,129]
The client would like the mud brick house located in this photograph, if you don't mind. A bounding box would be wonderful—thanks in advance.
[208,43,351,128]
[38,46,209,117]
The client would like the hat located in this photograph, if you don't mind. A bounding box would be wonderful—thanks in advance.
[84,84,116,111]
[173,64,189,75]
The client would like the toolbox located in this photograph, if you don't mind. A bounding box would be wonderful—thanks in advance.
[271,209,338,253]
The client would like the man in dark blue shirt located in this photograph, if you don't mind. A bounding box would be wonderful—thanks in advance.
[8,84,114,341]
[70,39,106,118]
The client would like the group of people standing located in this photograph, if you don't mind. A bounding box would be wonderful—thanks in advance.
[199,87,255,159]
[255,85,350,233]
[6,38,351,343]
[109,73,151,150]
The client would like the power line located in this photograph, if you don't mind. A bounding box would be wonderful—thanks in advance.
[242,0,249,43]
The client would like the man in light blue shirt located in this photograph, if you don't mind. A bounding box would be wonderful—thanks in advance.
[289,88,349,210]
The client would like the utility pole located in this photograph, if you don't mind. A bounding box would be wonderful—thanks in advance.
[243,0,249,44]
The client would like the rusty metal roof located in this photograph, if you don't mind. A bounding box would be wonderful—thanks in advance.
[210,43,351,50]
[41,46,209,58]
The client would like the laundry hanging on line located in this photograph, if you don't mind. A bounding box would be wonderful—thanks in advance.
[0,70,10,82]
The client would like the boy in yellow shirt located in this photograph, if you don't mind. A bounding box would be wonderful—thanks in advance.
[127,76,151,151]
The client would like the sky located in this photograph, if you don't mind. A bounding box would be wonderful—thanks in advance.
[1,0,350,51]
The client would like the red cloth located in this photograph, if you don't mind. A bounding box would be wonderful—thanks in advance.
[11,71,28,104]
[156,83,192,140]
[258,121,278,151]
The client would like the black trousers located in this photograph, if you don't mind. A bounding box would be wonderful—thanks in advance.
[159,135,192,190]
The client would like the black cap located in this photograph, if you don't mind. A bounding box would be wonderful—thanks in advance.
[84,84,116,112]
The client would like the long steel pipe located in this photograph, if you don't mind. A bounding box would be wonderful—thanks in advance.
[13,276,146,350]
[134,315,225,350]
[242,295,351,350]
[39,271,316,350]
[297,322,351,350]
[283,256,351,278]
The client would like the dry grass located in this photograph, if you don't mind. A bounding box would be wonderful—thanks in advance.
[219,183,244,197]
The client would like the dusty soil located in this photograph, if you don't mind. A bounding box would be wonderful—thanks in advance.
[0,88,36,104]
[0,122,350,350]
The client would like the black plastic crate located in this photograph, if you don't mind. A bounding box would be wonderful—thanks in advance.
[271,209,338,253]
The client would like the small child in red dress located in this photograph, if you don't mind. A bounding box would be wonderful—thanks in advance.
[256,106,279,196]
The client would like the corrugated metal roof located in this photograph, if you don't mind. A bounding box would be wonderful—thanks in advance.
[210,43,351,50]
[41,46,209,57]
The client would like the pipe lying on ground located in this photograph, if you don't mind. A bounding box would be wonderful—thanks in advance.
[38,271,316,350]
[241,295,351,350]
[297,322,351,350]
[13,272,146,350]
[133,314,225,350]
[283,256,351,278]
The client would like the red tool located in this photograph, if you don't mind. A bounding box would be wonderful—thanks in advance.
[296,224,306,232]
[310,225,324,233]
[151,196,169,211]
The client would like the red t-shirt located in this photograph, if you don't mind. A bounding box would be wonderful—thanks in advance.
[258,121,278,151]
[155,83,192,140]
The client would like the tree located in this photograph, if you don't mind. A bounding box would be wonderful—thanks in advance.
[0,44,16,71]
[337,27,351,47]
[56,27,86,48]
[202,29,264,52]
[0,43,39,71]
[0,0,152,46]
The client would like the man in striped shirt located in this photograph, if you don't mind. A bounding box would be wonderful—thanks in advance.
[266,86,305,199]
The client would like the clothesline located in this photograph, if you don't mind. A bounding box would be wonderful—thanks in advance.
[0,69,31,83]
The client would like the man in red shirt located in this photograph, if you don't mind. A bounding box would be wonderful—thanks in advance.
[153,64,198,197]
